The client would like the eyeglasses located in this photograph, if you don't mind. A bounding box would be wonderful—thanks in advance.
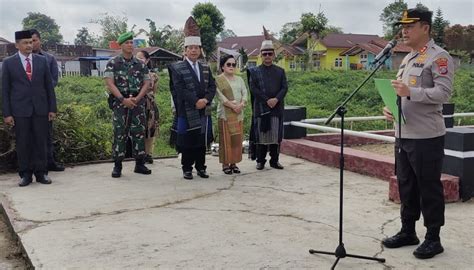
[226,63,236,67]
[262,52,274,57]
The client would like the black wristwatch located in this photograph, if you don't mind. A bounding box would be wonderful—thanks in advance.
[117,96,124,103]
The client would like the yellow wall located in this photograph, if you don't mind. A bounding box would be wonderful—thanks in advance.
[252,55,291,71]
[313,41,327,52]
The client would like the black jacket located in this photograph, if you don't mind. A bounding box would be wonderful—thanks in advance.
[2,53,56,117]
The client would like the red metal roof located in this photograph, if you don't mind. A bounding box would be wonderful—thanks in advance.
[321,33,380,48]
[217,35,266,57]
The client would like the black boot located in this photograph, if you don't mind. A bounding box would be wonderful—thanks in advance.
[382,220,419,248]
[111,161,122,178]
[413,239,444,259]
[413,227,443,259]
[134,158,152,175]
[145,154,154,164]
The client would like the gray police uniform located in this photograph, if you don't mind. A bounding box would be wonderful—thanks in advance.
[395,39,454,238]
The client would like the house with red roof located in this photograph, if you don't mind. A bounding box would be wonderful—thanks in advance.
[216,31,411,71]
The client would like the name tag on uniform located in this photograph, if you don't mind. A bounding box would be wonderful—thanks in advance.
[413,63,425,68]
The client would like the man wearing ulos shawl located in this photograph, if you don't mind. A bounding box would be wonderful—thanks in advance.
[168,16,216,180]
[247,26,288,171]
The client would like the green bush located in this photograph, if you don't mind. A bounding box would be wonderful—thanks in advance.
[3,66,472,164]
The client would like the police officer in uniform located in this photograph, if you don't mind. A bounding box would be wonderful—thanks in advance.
[104,32,152,178]
[382,8,454,259]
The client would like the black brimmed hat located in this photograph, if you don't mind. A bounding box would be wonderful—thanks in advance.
[395,8,432,26]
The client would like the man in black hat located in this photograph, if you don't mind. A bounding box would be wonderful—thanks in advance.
[30,29,64,172]
[382,8,454,259]
[2,30,57,186]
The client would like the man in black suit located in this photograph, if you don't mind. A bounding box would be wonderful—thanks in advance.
[168,17,216,180]
[31,29,64,172]
[2,30,57,187]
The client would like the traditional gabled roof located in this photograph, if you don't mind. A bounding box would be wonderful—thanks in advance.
[292,32,382,49]
[217,35,266,57]
[321,33,379,48]
[291,32,318,47]
[340,37,412,56]
[112,47,181,58]
[0,36,11,44]
[277,44,304,56]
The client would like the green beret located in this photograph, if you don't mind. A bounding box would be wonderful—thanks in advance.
[117,32,133,45]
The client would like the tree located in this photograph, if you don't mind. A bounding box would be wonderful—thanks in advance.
[74,27,97,46]
[279,22,302,44]
[166,28,185,54]
[218,29,236,42]
[299,12,328,71]
[415,2,430,11]
[432,8,450,47]
[300,12,328,34]
[143,19,184,54]
[380,0,408,39]
[191,2,225,60]
[321,25,343,37]
[444,24,474,62]
[145,19,172,48]
[22,12,63,47]
[90,13,128,48]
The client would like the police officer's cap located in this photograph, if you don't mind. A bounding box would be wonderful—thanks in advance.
[395,8,432,26]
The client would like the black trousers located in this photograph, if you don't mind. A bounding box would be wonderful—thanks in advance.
[181,146,206,172]
[396,136,445,229]
[256,144,280,164]
[14,116,49,177]
[47,121,55,165]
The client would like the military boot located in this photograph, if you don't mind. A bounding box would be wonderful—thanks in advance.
[111,160,122,178]
[134,158,152,175]
[382,219,419,248]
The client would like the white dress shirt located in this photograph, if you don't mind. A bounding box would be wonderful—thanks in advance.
[186,57,200,82]
[18,52,33,72]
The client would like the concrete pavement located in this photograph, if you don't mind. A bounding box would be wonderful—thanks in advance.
[0,154,473,269]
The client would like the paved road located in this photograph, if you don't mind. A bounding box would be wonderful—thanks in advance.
[1,155,473,269]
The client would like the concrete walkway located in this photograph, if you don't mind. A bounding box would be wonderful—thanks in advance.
[0,155,473,269]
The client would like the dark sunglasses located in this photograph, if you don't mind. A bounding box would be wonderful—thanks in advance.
[262,52,274,57]
[226,62,237,67]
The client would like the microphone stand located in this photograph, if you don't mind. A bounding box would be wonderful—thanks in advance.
[309,51,393,269]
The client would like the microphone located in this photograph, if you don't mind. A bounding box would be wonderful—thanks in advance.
[372,39,397,66]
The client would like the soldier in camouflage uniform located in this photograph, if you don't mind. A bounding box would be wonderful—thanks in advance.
[104,32,152,178]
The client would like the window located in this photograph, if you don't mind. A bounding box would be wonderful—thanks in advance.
[334,58,343,67]
[247,61,257,67]
[360,54,368,65]
[313,60,320,69]
[290,62,296,70]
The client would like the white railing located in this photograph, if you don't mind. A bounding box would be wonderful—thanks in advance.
[302,113,474,124]
[290,121,395,143]
[60,70,105,77]
[60,71,81,77]
[290,113,474,143]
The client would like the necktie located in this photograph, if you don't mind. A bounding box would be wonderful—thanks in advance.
[25,57,32,81]
[192,62,200,82]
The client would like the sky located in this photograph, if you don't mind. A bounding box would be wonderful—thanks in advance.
[0,0,472,44]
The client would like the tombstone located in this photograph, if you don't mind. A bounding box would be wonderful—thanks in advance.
[443,103,455,128]
[443,127,474,201]
[283,106,306,139]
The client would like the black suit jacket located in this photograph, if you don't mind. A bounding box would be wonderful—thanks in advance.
[2,53,57,117]
[170,60,216,118]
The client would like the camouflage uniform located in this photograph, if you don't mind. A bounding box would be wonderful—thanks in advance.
[104,55,150,161]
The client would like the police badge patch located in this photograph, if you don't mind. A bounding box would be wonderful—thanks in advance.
[436,58,448,75]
